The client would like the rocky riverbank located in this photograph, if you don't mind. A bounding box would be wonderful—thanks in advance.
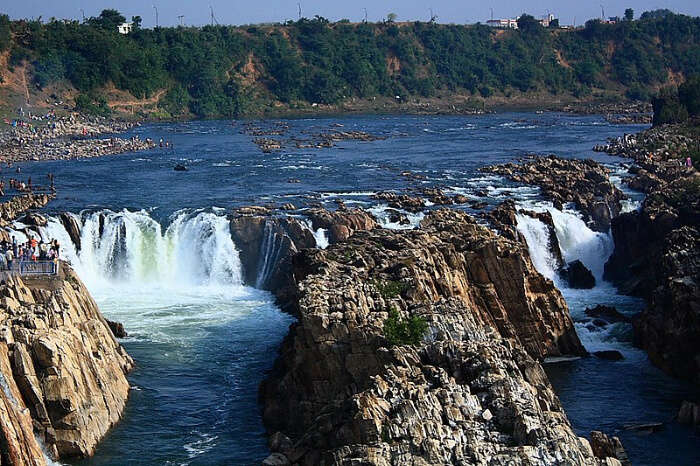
[0,114,154,162]
[0,264,133,464]
[257,208,628,466]
[598,123,700,384]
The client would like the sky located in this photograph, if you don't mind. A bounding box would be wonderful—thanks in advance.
[3,0,700,28]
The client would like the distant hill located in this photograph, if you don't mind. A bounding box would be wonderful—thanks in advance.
[0,10,699,119]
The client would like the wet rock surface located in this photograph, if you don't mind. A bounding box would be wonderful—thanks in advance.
[0,265,133,462]
[256,209,625,466]
[484,155,624,232]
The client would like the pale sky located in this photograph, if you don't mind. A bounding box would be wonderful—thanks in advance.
[3,0,699,28]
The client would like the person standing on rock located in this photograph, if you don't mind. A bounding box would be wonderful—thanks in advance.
[5,247,14,271]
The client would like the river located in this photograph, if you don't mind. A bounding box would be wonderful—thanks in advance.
[11,113,699,465]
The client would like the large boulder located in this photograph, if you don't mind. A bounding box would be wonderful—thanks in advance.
[565,260,596,289]
[60,213,82,251]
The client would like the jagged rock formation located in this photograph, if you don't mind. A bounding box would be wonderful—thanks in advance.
[484,156,624,232]
[0,265,133,462]
[257,209,622,466]
[604,176,700,383]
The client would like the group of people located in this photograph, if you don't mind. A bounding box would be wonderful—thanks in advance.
[1,236,61,271]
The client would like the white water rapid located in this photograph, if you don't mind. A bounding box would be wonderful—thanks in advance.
[516,204,643,354]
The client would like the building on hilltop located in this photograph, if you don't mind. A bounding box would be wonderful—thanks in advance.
[486,13,557,29]
[117,22,133,34]
[486,18,519,29]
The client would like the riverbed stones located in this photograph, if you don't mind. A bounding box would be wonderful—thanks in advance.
[565,260,596,289]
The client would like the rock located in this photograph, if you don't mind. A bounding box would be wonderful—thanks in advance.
[229,213,315,311]
[483,156,624,232]
[622,422,664,433]
[173,164,187,171]
[18,212,48,227]
[59,212,82,251]
[593,350,624,361]
[260,209,598,465]
[0,265,133,459]
[279,203,296,211]
[677,400,700,425]
[306,208,378,244]
[371,192,425,213]
[589,431,631,465]
[262,453,291,465]
[584,306,631,324]
[106,319,128,338]
[385,208,409,225]
[565,260,596,289]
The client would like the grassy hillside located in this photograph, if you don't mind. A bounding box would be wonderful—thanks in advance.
[0,10,699,119]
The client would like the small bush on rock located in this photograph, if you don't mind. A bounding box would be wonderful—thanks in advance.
[383,308,428,346]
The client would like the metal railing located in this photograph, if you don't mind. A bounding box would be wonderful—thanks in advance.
[3,260,59,276]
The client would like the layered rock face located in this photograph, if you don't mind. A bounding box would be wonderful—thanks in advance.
[0,265,133,463]
[258,209,618,466]
[605,176,700,383]
[230,212,316,311]
[484,156,624,231]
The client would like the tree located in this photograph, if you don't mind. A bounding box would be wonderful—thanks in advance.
[517,14,541,34]
[652,86,689,126]
[549,18,560,28]
[132,16,142,30]
[624,9,634,21]
[93,9,126,31]
[387,13,397,23]
[678,74,700,117]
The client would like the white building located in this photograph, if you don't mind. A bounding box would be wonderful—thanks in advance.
[486,18,519,29]
[117,22,133,34]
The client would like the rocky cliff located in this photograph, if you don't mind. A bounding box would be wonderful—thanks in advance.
[597,122,700,384]
[606,177,700,383]
[0,264,133,464]
[258,209,625,466]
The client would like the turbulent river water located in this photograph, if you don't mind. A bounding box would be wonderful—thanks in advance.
[13,113,699,465]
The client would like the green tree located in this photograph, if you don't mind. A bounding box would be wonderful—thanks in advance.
[624,9,634,21]
[652,86,689,125]
[387,13,397,23]
[517,14,541,34]
[678,75,700,117]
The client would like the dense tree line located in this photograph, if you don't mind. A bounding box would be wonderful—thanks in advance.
[652,75,700,125]
[1,9,699,117]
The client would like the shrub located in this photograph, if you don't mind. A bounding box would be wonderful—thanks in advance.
[383,308,428,346]
[375,280,408,299]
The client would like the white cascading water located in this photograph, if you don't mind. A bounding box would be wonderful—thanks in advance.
[255,220,284,288]
[40,209,242,290]
[516,204,641,354]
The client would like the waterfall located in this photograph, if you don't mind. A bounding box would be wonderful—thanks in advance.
[516,203,642,353]
[515,213,561,282]
[516,206,613,284]
[39,209,243,291]
[255,220,284,289]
